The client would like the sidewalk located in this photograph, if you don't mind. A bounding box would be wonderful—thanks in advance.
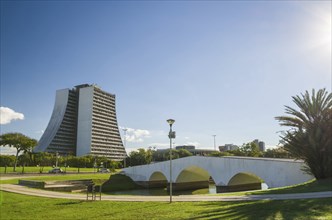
[1,184,331,202]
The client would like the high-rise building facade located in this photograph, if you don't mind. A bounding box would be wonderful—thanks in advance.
[219,144,239,152]
[34,84,126,160]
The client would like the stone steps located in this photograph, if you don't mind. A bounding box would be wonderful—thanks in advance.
[19,179,94,192]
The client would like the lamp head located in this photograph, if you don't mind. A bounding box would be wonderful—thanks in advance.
[167,119,175,125]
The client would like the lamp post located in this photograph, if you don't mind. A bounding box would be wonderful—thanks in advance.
[123,128,128,168]
[93,156,96,174]
[212,135,216,151]
[167,119,175,203]
[64,154,67,173]
[55,152,59,167]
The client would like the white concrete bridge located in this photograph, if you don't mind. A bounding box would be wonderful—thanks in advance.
[122,156,314,193]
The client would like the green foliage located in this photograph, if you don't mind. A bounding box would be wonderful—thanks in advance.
[276,89,332,179]
[225,142,262,157]
[0,133,37,171]
[152,150,167,161]
[152,149,181,162]
[128,148,153,166]
[263,147,290,158]
[101,174,143,192]
[127,148,192,164]
[1,150,120,173]
[164,149,179,160]
[0,155,15,167]
[208,151,234,157]
[177,149,193,158]
[240,142,263,157]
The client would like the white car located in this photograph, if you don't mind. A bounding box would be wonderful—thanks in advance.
[98,168,110,173]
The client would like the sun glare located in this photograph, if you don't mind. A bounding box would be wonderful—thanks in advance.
[297,2,332,70]
[304,4,332,52]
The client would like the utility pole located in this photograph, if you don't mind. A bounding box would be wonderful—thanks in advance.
[212,135,216,151]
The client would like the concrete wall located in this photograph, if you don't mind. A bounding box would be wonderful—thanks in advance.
[122,156,314,191]
[34,89,69,152]
[76,86,94,156]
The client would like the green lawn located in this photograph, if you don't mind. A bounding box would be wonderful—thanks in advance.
[0,173,112,185]
[0,166,97,174]
[249,178,332,195]
[0,191,331,220]
[1,173,332,219]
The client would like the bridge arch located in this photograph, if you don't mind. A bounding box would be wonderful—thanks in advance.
[222,172,267,192]
[173,165,215,191]
[148,171,168,188]
[228,172,264,185]
[149,171,167,182]
[175,165,212,183]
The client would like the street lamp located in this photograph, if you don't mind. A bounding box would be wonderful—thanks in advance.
[55,152,59,167]
[123,128,128,168]
[167,119,176,203]
[212,135,216,151]
[93,156,97,174]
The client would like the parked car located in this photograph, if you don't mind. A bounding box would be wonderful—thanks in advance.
[98,168,110,173]
[48,167,64,173]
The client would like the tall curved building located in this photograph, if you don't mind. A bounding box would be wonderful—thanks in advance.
[34,84,126,161]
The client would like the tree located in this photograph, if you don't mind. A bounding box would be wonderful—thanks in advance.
[71,157,88,173]
[208,151,233,157]
[18,153,30,173]
[239,142,262,157]
[129,149,148,166]
[0,133,37,171]
[275,89,332,179]
[0,155,15,173]
[164,149,179,160]
[177,149,193,158]
[33,152,53,173]
[263,147,290,158]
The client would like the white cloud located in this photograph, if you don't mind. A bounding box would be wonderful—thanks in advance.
[121,127,151,143]
[148,142,170,148]
[185,141,201,147]
[0,107,24,125]
[0,146,17,155]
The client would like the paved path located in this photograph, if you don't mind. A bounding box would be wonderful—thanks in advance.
[1,184,331,202]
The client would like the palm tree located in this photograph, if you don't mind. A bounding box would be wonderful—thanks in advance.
[275,89,332,179]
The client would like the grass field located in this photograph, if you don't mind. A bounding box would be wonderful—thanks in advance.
[1,172,331,195]
[1,191,331,220]
[1,171,332,219]
[0,166,96,174]
[0,173,112,185]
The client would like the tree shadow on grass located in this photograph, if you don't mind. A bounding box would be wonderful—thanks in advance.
[252,178,332,195]
[55,201,85,206]
[191,198,332,220]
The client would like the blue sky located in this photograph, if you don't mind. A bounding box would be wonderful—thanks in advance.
[1,1,331,154]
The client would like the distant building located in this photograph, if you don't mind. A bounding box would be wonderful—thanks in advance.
[252,139,266,152]
[258,141,266,152]
[34,84,126,160]
[219,144,239,152]
[253,139,259,147]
